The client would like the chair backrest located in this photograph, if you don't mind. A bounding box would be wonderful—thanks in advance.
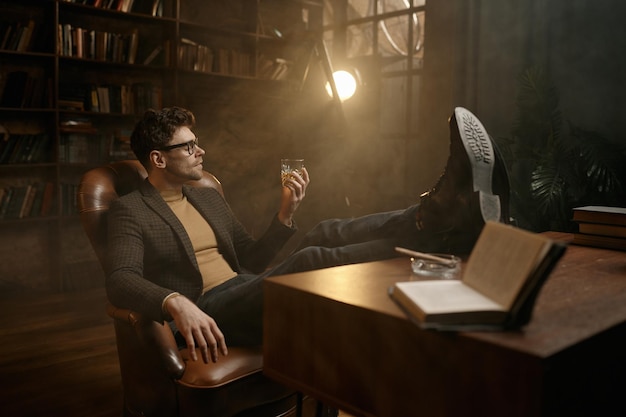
[77,159,223,268]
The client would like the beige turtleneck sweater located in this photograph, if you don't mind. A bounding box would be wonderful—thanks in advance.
[162,190,237,294]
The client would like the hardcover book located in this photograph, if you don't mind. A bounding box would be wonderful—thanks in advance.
[572,206,626,226]
[571,206,626,250]
[389,222,567,330]
[577,222,626,239]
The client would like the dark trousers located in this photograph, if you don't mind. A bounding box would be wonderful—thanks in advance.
[185,205,443,346]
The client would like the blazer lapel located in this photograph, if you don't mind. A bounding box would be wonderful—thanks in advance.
[139,180,200,270]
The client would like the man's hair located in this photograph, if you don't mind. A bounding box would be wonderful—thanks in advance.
[131,107,196,168]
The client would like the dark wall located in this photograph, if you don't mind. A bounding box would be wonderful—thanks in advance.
[546,0,626,142]
[423,0,626,146]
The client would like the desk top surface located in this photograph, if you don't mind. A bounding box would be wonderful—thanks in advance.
[266,233,626,357]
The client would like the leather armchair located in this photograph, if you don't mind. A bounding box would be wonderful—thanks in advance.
[77,160,298,417]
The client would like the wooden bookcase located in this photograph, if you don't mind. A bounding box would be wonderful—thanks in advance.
[0,0,322,292]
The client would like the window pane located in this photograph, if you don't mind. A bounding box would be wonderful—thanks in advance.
[378,9,424,57]
[348,0,375,18]
[381,56,407,73]
[347,22,374,58]
[323,0,375,25]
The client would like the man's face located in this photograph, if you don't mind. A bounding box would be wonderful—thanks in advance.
[161,126,204,182]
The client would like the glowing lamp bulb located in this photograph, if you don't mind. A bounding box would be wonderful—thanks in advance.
[326,70,357,101]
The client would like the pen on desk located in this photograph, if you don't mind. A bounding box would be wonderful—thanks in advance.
[394,247,457,266]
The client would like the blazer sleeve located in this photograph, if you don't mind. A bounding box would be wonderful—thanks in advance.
[232,213,297,273]
[104,196,177,323]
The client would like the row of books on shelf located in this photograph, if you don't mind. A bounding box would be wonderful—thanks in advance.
[61,0,166,17]
[572,205,626,251]
[0,70,53,109]
[0,132,134,166]
[59,82,162,114]
[0,133,51,165]
[216,48,252,77]
[1,19,38,52]
[58,25,170,66]
[179,38,253,76]
[59,130,134,164]
[58,24,141,64]
[0,181,84,219]
[0,182,55,220]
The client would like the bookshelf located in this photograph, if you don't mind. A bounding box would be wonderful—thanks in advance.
[0,0,322,292]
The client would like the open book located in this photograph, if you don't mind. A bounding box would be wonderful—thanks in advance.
[389,222,567,330]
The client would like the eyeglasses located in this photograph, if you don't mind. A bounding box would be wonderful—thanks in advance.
[158,137,198,156]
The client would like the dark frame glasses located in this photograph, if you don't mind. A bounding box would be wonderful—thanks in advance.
[158,137,198,155]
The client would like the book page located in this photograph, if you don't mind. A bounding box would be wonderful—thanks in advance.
[394,280,504,314]
[462,222,551,310]
[574,205,626,215]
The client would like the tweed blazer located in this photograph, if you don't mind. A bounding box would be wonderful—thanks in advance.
[105,179,296,322]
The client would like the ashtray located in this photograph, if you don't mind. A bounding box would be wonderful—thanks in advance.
[411,253,461,279]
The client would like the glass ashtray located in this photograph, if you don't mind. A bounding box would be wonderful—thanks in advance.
[411,254,461,279]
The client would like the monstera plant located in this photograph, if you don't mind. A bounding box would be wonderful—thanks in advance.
[496,66,626,232]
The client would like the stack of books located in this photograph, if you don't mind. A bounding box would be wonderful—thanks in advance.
[572,206,626,251]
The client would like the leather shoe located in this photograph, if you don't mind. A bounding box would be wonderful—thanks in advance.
[416,107,510,254]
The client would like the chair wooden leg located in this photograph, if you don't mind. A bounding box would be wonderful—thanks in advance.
[315,401,323,417]
[315,401,338,417]
[296,393,304,417]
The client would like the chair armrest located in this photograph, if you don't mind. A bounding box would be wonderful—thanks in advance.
[107,303,186,379]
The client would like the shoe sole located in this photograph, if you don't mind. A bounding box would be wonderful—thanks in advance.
[454,107,502,222]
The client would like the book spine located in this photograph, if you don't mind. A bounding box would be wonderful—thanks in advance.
[573,207,626,226]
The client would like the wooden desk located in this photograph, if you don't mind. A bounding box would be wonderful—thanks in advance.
[263,235,626,417]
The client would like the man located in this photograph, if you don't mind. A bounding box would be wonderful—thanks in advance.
[106,106,510,364]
